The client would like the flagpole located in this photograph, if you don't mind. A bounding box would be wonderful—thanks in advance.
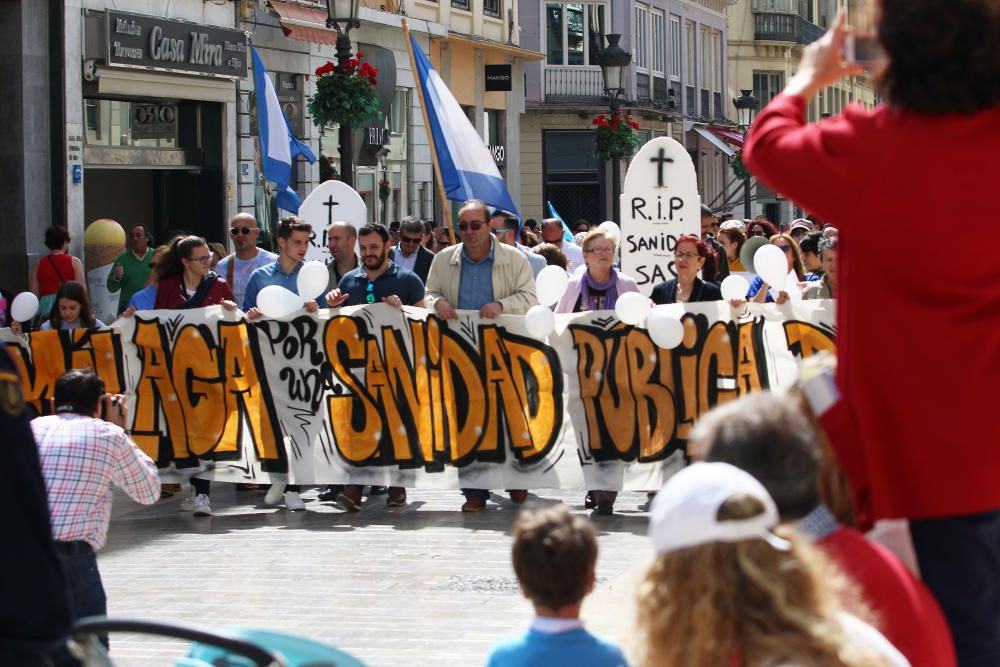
[402,19,456,246]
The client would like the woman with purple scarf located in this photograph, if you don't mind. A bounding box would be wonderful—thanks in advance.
[555,230,640,515]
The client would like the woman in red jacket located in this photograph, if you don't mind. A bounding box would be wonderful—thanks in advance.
[154,236,236,311]
[153,235,236,517]
[742,4,1000,665]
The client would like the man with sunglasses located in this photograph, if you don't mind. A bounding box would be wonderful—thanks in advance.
[490,210,546,277]
[388,216,434,283]
[215,213,276,309]
[424,200,538,512]
[538,217,584,273]
[325,223,423,511]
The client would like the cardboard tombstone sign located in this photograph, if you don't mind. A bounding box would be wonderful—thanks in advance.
[619,137,701,296]
[297,181,367,262]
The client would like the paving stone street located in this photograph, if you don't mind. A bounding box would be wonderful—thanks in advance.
[100,486,654,666]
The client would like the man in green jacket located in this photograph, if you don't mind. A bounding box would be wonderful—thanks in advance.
[107,224,154,314]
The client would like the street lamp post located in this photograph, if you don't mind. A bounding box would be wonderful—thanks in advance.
[597,34,631,224]
[325,0,361,189]
[733,89,759,219]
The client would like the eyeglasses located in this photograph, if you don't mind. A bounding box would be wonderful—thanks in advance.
[673,252,700,261]
[457,221,485,232]
[365,281,376,305]
[749,230,768,237]
[585,247,614,254]
[230,226,254,236]
[189,254,212,263]
[400,236,422,245]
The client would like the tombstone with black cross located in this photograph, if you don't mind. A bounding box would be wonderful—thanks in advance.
[619,137,700,296]
[298,180,368,262]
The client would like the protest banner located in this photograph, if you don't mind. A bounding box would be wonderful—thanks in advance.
[620,137,701,295]
[1,301,836,490]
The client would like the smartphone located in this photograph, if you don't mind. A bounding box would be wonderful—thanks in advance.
[843,34,886,67]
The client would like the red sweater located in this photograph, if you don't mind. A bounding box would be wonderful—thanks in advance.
[154,274,233,310]
[820,527,956,667]
[744,94,1000,521]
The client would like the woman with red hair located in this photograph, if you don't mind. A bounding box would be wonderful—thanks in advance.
[650,236,722,305]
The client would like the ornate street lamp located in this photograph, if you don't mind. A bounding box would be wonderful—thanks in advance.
[597,34,632,223]
[325,0,361,188]
[733,89,759,217]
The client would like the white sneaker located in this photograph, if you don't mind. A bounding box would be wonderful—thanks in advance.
[193,494,212,517]
[180,493,196,511]
[284,491,305,511]
[264,478,287,505]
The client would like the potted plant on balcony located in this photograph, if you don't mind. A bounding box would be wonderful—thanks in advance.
[308,53,382,132]
[729,149,751,181]
[592,112,640,160]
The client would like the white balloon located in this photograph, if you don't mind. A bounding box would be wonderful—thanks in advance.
[10,292,39,323]
[646,309,685,349]
[296,260,329,300]
[720,275,750,302]
[256,285,304,319]
[754,244,788,289]
[535,265,569,307]
[615,292,651,326]
[597,220,621,242]
[524,305,556,339]
[784,271,803,301]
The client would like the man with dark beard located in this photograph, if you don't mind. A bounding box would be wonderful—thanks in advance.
[326,223,424,511]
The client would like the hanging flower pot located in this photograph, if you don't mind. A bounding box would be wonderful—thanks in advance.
[378,178,391,201]
[307,52,383,131]
[592,112,640,160]
[729,148,752,181]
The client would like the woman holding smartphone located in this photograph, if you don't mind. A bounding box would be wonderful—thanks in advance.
[742,4,1000,664]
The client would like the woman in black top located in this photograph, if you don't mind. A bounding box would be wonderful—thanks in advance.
[651,236,723,304]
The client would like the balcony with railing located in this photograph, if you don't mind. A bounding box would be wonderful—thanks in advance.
[543,66,606,105]
[753,12,824,45]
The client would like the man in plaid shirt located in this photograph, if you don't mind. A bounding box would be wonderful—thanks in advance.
[31,368,160,639]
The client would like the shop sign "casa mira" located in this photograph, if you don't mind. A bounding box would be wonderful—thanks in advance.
[106,11,248,78]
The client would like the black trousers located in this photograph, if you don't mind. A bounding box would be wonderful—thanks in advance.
[911,506,1000,667]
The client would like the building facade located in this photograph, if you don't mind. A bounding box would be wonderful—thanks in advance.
[0,0,538,291]
[518,0,732,225]
[726,0,876,222]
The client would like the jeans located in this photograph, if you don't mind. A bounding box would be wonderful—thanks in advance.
[911,507,1000,667]
[51,542,107,666]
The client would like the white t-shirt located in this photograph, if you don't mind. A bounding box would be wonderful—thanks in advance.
[216,250,277,308]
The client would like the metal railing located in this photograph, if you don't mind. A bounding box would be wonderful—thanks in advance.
[543,66,606,105]
[753,12,823,45]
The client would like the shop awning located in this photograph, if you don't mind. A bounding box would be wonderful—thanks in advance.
[708,126,745,148]
[267,0,339,46]
[693,126,735,157]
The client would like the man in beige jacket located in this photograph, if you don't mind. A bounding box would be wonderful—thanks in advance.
[423,199,538,511]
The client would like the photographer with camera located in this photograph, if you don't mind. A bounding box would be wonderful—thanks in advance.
[31,369,160,643]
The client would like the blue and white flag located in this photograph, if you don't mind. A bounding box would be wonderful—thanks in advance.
[251,44,316,213]
[408,34,518,218]
[546,201,576,243]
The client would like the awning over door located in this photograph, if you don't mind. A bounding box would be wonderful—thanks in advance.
[267,0,339,46]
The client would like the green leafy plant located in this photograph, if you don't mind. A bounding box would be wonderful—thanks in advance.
[308,53,382,131]
[378,178,391,201]
[592,112,640,160]
[730,149,751,181]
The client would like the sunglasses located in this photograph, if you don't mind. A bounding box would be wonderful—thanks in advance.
[457,221,485,232]
[400,236,422,245]
[749,230,768,237]
[230,226,254,235]
[365,281,375,305]
[776,245,792,253]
